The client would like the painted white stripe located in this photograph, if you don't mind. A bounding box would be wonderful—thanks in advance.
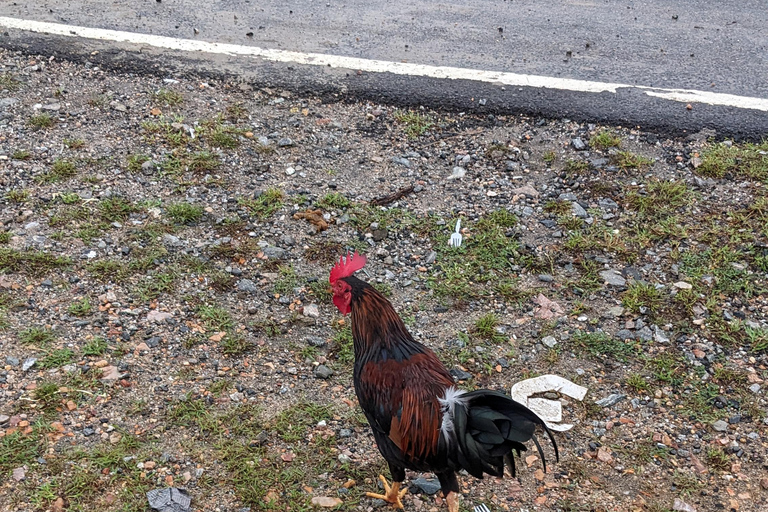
[2,16,768,112]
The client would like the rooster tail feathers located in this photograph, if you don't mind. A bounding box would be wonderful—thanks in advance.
[448,389,558,479]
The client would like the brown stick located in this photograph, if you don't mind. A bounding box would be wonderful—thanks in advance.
[369,185,415,206]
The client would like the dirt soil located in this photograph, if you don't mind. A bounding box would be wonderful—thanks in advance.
[0,49,767,512]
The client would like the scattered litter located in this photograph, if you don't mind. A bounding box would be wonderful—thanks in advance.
[673,497,698,512]
[311,496,343,507]
[510,374,588,431]
[147,488,191,512]
[22,357,37,372]
[449,219,463,248]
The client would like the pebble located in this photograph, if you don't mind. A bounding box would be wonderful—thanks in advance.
[22,357,37,371]
[391,156,411,168]
[599,270,626,287]
[595,394,626,408]
[450,368,472,380]
[448,167,466,180]
[262,246,288,259]
[412,477,441,495]
[237,279,258,293]
[541,336,558,348]
[571,137,587,150]
[712,420,729,432]
[314,365,334,379]
[303,304,320,318]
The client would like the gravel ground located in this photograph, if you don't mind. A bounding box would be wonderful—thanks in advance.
[0,49,767,512]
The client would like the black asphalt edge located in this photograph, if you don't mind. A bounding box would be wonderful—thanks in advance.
[2,31,767,141]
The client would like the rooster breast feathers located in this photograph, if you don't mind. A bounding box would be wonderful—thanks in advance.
[355,346,557,479]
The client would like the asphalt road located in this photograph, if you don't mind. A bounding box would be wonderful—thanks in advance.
[1,1,767,138]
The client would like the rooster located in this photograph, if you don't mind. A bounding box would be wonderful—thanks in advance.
[329,251,558,512]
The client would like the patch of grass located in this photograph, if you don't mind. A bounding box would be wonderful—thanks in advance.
[697,141,768,181]
[60,192,81,204]
[225,103,249,120]
[746,326,768,353]
[188,151,220,173]
[564,159,591,174]
[19,326,57,347]
[706,447,731,472]
[67,297,92,317]
[166,202,204,224]
[544,200,572,216]
[542,150,556,164]
[0,72,22,91]
[34,381,62,412]
[622,282,664,316]
[626,180,694,220]
[11,149,32,160]
[198,304,234,332]
[152,88,184,106]
[273,265,299,295]
[307,279,331,301]
[135,270,177,300]
[28,113,55,129]
[613,151,654,170]
[318,192,351,210]
[304,240,344,263]
[624,373,649,392]
[209,127,241,149]
[126,153,151,172]
[672,470,705,497]
[472,313,507,343]
[39,348,76,369]
[252,318,280,337]
[0,231,10,244]
[82,336,108,356]
[573,330,638,362]
[38,158,77,183]
[590,130,622,150]
[99,196,138,222]
[221,333,251,355]
[332,323,354,365]
[63,138,85,149]
[647,352,686,386]
[394,110,433,137]
[0,428,44,477]
[273,401,333,443]
[167,393,221,435]
[238,188,285,218]
[6,189,30,205]
[0,248,70,275]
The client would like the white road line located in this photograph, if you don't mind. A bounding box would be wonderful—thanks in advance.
[2,16,768,112]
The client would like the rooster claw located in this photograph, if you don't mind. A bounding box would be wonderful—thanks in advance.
[366,475,407,509]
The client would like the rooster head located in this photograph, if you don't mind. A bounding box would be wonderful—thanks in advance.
[329,251,367,314]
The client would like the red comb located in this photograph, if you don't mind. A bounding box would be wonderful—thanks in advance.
[329,251,367,283]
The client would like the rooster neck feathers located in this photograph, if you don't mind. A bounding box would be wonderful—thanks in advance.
[344,275,424,363]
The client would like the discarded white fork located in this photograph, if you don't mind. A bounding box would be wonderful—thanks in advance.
[473,504,491,512]
[448,219,463,247]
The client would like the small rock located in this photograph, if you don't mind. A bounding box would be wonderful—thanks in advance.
[412,477,441,495]
[311,497,343,508]
[512,185,539,198]
[147,310,173,323]
[101,365,122,382]
[571,202,588,218]
[450,368,472,381]
[673,281,693,290]
[307,336,326,347]
[22,357,37,371]
[277,138,294,147]
[748,383,761,394]
[262,246,288,259]
[571,138,587,150]
[162,234,183,247]
[600,270,626,287]
[0,414,10,425]
[391,156,411,168]
[711,420,728,432]
[314,365,334,379]
[448,167,466,180]
[6,356,19,366]
[616,329,635,340]
[541,336,558,348]
[303,304,320,318]
[12,466,25,481]
[673,497,698,512]
[595,394,626,408]
[237,279,258,293]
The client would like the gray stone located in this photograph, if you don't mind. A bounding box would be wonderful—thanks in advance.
[542,336,558,348]
[262,246,288,259]
[277,138,294,147]
[616,329,636,340]
[558,192,578,201]
[306,336,326,348]
[571,202,588,218]
[603,306,625,319]
[237,279,258,293]
[6,356,19,366]
[637,326,653,341]
[538,274,554,282]
[0,414,9,425]
[391,156,411,168]
[448,166,466,180]
[711,420,728,432]
[512,185,539,198]
[600,270,626,287]
[22,357,37,371]
[653,325,670,343]
[314,365,334,379]
[42,103,61,111]
[595,393,626,408]
[0,98,19,109]
[339,428,352,438]
[749,383,761,394]
[303,304,320,318]
[162,234,183,247]
[412,477,441,495]
[450,368,472,380]
[571,137,587,150]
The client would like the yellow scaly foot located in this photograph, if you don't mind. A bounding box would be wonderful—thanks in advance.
[366,475,408,509]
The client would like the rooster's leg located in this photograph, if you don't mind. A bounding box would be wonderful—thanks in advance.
[445,491,460,512]
[366,475,408,509]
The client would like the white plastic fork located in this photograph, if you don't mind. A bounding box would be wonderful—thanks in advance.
[449,219,462,247]
[473,504,491,512]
